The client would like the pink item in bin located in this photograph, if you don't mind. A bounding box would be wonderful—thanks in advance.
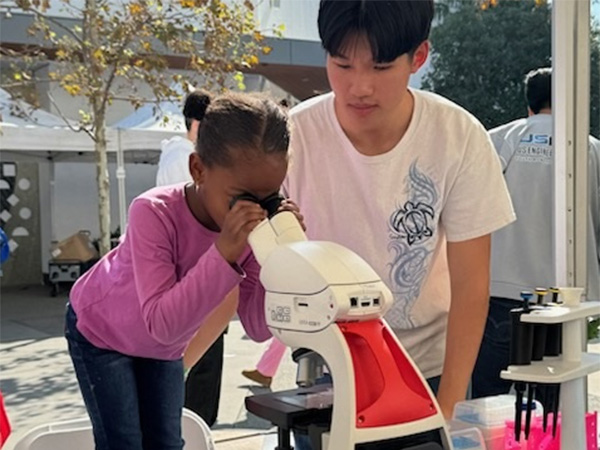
[504,411,597,450]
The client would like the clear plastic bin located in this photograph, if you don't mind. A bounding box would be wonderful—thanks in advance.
[453,395,542,428]
[449,425,486,450]
[452,394,543,450]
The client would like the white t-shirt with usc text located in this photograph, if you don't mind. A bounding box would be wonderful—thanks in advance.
[283,90,515,378]
[489,115,600,302]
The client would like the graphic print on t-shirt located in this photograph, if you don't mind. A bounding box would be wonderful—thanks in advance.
[387,162,438,328]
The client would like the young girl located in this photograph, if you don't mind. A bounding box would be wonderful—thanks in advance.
[65,93,300,450]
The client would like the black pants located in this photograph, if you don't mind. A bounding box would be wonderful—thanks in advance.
[471,296,520,398]
[184,333,224,427]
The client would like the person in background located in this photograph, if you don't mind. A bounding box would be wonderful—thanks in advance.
[241,337,287,388]
[471,67,600,398]
[65,93,304,450]
[0,227,9,274]
[156,90,210,187]
[284,0,515,429]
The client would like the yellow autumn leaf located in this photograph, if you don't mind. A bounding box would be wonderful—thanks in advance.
[129,3,143,15]
[141,41,151,51]
[93,48,104,61]
[262,46,272,55]
[65,84,81,96]
[13,73,22,81]
[179,0,195,7]
[246,54,259,66]
[56,49,67,60]
[253,31,264,42]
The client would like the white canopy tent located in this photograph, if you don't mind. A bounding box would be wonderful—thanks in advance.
[0,88,100,158]
[0,88,177,159]
[0,89,180,271]
[0,87,70,126]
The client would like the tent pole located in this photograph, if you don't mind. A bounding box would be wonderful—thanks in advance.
[553,0,591,448]
[573,0,590,299]
[116,129,127,237]
[552,0,575,290]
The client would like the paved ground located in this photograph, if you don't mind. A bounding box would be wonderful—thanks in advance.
[1,283,599,449]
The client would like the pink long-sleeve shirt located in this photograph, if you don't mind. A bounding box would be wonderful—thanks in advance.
[69,183,271,360]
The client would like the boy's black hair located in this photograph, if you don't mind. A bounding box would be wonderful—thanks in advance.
[183,90,211,131]
[524,67,552,114]
[196,93,290,168]
[318,0,434,63]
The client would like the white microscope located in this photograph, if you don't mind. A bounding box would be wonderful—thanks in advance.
[245,209,453,450]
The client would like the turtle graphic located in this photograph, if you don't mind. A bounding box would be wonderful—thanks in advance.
[390,201,435,246]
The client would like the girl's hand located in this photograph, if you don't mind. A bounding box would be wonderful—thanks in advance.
[216,201,266,264]
[279,199,306,231]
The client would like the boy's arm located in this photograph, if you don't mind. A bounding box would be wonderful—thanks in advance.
[183,288,239,369]
[437,234,491,419]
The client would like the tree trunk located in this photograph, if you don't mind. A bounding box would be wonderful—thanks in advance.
[87,0,110,256]
[93,105,111,256]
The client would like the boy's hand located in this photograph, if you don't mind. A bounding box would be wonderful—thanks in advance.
[216,201,266,264]
[279,199,306,231]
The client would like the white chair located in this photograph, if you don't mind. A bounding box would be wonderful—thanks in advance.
[12,408,214,450]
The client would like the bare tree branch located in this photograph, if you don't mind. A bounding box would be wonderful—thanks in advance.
[0,78,55,88]
[27,7,85,46]
[100,30,138,113]
[47,91,96,140]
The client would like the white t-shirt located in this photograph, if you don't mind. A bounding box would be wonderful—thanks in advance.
[156,136,194,186]
[489,115,600,301]
[284,90,515,378]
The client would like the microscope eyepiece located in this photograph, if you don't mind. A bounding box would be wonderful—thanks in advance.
[229,192,284,218]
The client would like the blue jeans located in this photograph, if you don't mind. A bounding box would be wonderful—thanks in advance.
[471,296,520,398]
[65,303,185,450]
[293,375,441,450]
